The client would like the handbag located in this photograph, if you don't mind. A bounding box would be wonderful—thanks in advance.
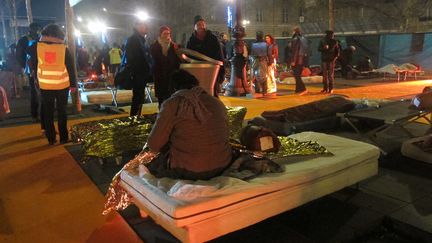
[114,64,134,90]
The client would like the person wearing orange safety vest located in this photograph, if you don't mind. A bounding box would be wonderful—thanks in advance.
[28,24,76,145]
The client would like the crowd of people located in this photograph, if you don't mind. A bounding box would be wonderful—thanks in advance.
[0,14,376,180]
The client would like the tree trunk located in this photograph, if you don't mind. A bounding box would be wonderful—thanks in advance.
[328,0,334,31]
[0,7,8,49]
[11,0,19,43]
[25,0,33,24]
[65,0,81,113]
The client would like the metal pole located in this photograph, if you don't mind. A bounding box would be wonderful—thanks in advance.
[65,0,81,113]
[224,0,251,96]
[329,0,334,31]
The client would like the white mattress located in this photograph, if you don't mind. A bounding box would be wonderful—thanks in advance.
[120,132,379,227]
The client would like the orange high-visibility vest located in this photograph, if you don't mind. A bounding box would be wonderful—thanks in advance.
[37,42,70,90]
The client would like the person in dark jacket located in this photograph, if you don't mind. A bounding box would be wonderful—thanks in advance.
[290,27,309,95]
[187,15,225,97]
[338,45,356,79]
[16,22,41,121]
[125,20,154,116]
[318,30,340,93]
[150,26,181,108]
[28,24,76,145]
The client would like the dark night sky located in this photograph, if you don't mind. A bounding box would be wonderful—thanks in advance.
[20,0,66,24]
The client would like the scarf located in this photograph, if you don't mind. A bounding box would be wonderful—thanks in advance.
[172,86,211,124]
[158,37,171,56]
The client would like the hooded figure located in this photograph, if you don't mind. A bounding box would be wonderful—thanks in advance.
[146,69,232,180]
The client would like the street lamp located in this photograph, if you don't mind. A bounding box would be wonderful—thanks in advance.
[87,20,107,33]
[135,11,149,21]
[224,0,251,96]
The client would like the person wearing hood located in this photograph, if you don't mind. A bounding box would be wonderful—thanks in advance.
[187,15,225,97]
[125,19,154,116]
[28,24,76,145]
[145,69,232,180]
[150,26,181,108]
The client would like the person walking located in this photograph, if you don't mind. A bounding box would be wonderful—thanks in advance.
[265,34,278,95]
[150,26,181,108]
[187,15,225,97]
[28,24,76,145]
[16,22,41,121]
[109,43,122,75]
[125,19,154,116]
[318,30,340,93]
[290,27,308,95]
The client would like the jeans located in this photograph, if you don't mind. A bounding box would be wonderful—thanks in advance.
[322,61,335,91]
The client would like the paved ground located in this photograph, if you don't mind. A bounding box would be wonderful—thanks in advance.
[1,77,432,242]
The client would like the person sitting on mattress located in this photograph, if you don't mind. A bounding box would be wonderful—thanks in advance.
[144,69,232,180]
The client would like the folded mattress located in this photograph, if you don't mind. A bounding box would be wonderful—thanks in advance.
[120,132,379,228]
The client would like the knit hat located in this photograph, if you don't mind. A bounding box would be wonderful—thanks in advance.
[194,15,205,25]
[325,30,334,35]
[159,25,171,35]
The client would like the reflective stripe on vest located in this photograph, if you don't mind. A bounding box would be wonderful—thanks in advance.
[37,42,70,90]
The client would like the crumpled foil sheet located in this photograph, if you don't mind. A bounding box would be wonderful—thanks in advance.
[269,136,332,159]
[226,106,247,140]
[70,115,156,158]
[72,107,246,159]
[103,151,158,215]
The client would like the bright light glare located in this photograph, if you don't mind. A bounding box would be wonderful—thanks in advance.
[74,29,81,37]
[102,7,107,12]
[135,11,149,21]
[77,16,83,22]
[87,21,107,33]
[242,20,250,25]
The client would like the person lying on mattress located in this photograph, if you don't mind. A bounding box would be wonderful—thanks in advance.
[144,69,232,180]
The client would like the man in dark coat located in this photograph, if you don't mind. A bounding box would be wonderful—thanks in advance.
[318,30,340,93]
[16,22,41,121]
[338,45,356,79]
[187,15,225,97]
[290,27,309,95]
[150,26,181,108]
[125,20,154,116]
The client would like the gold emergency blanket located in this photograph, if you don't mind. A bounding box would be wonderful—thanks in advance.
[103,151,158,215]
[226,106,247,140]
[70,115,156,158]
[270,136,332,159]
[72,107,247,159]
